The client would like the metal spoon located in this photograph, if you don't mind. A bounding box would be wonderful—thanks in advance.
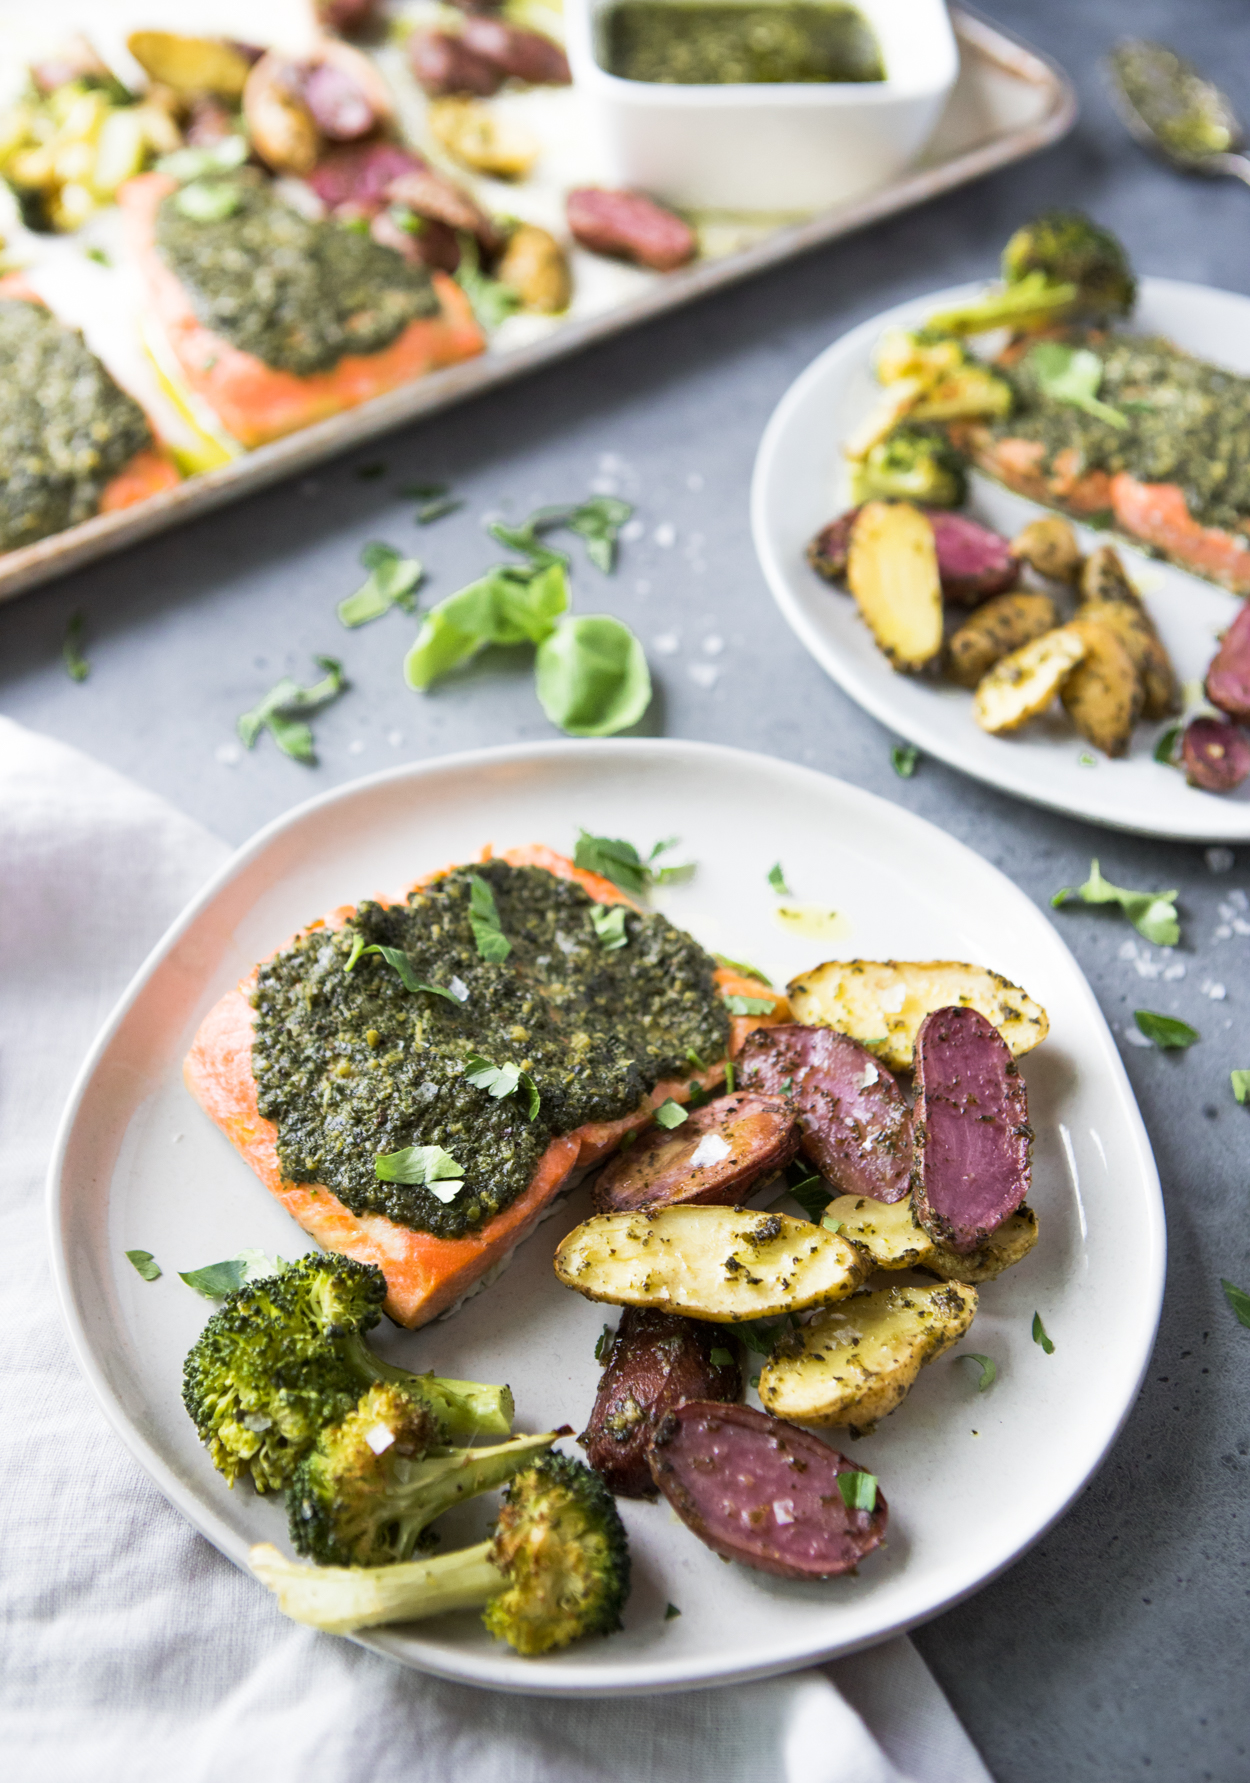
[1105,39,1250,188]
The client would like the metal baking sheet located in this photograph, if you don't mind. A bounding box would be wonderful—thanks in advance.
[0,5,1074,605]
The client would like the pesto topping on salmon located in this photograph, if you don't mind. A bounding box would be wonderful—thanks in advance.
[250,861,731,1238]
[154,172,440,377]
[991,332,1250,535]
[0,297,151,553]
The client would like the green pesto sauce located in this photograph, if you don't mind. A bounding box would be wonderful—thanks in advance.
[1112,42,1234,162]
[251,860,730,1239]
[992,332,1250,535]
[154,172,439,377]
[0,298,151,553]
[602,2,883,85]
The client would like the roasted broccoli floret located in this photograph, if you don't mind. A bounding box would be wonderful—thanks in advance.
[926,211,1136,336]
[182,1252,514,1493]
[251,1451,631,1656]
[288,1381,566,1566]
[850,425,966,508]
[869,329,1013,427]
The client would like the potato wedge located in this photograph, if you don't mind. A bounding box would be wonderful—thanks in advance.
[428,97,538,180]
[786,959,1049,1073]
[829,1192,1038,1283]
[1079,597,1179,721]
[846,500,943,672]
[553,1207,865,1324]
[1078,544,1139,607]
[127,32,253,98]
[972,623,1087,735]
[946,590,1058,688]
[1012,516,1082,585]
[1060,618,1143,757]
[759,1282,977,1430]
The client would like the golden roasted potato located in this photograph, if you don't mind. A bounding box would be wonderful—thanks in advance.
[428,97,538,180]
[829,1193,1038,1283]
[946,589,1058,688]
[972,623,1087,734]
[786,958,1048,1072]
[758,1281,978,1430]
[1012,515,1083,585]
[1079,543,1139,606]
[495,223,570,313]
[244,54,320,176]
[1078,596,1179,720]
[846,500,944,672]
[910,364,1013,422]
[552,1206,865,1323]
[127,32,253,99]
[1060,618,1143,757]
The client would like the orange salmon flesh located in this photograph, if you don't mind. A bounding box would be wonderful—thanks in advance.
[183,845,788,1327]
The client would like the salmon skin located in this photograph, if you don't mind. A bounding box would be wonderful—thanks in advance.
[119,174,484,449]
[184,845,788,1328]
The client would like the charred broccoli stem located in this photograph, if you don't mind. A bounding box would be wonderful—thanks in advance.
[926,211,1136,336]
[850,424,967,508]
[251,1451,631,1656]
[288,1382,566,1566]
[181,1252,514,1493]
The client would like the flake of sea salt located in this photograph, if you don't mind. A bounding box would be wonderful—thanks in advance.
[1123,1027,1153,1048]
[653,631,679,655]
[365,1424,396,1456]
[654,522,676,548]
[1205,847,1235,873]
[690,1133,732,1168]
[688,662,720,689]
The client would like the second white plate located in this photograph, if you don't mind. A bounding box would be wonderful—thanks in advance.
[751,276,1250,842]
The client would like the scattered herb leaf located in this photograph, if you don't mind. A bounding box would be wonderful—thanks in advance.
[788,1175,829,1222]
[491,496,635,574]
[415,495,464,525]
[1029,342,1128,428]
[85,246,111,266]
[237,657,346,764]
[356,461,386,480]
[1153,723,1182,765]
[768,862,792,896]
[1134,1009,1199,1049]
[63,612,90,682]
[402,481,449,501]
[1032,1311,1055,1355]
[174,178,242,221]
[724,994,776,1016]
[686,1047,707,1071]
[125,1249,161,1281]
[664,1602,682,1620]
[837,1471,879,1512]
[821,1214,844,1235]
[958,1352,997,1391]
[738,1315,794,1357]
[709,1347,735,1367]
[179,1248,285,1300]
[714,953,772,986]
[338,543,422,627]
[375,1143,465,1203]
[594,1324,615,1362]
[891,743,919,778]
[468,873,511,962]
[464,1054,540,1120]
[654,1098,688,1130]
[573,831,694,897]
[1222,1279,1250,1329]
[454,234,521,330]
[1051,858,1180,946]
[1231,1069,1250,1104]
[1079,751,1097,767]
[157,134,249,183]
[535,614,652,736]
[404,558,568,690]
[723,1060,736,1093]
[590,904,629,950]
[344,939,459,1001]
[749,1373,761,1389]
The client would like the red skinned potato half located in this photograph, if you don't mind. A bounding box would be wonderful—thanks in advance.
[807,509,859,581]
[409,30,504,97]
[738,1023,913,1203]
[927,511,1019,606]
[911,1005,1032,1255]
[459,17,571,84]
[592,1091,799,1215]
[647,1401,887,1579]
[1182,716,1250,791]
[580,1308,741,1498]
[1206,603,1250,722]
[306,141,424,214]
[566,188,696,272]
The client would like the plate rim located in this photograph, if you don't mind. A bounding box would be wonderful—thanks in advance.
[46,737,1166,1696]
[750,273,1250,843]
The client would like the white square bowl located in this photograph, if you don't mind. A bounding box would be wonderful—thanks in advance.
[565,0,960,213]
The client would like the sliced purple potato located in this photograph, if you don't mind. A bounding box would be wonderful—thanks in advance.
[911,1005,1032,1255]
[927,510,1019,606]
[646,1400,887,1579]
[738,1023,913,1203]
[592,1091,799,1215]
[579,1308,740,1498]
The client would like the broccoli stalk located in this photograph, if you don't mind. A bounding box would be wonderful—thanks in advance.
[253,1451,631,1656]
[182,1252,514,1493]
[288,1382,569,1565]
[926,211,1136,336]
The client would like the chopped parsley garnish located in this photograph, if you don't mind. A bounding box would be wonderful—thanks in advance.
[1231,1070,1250,1104]
[1134,1010,1199,1049]
[594,1324,615,1362]
[491,496,634,574]
[1051,858,1179,946]
[86,246,111,267]
[124,1249,161,1281]
[714,952,772,985]
[464,1054,540,1121]
[343,938,459,1000]
[820,1214,844,1235]
[891,743,919,778]
[664,1602,682,1620]
[958,1352,996,1391]
[709,1347,735,1366]
[179,1248,285,1300]
[237,657,346,764]
[590,904,629,950]
[375,1143,465,1203]
[338,542,422,628]
[573,831,693,896]
[1222,1279,1250,1328]
[653,1098,688,1129]
[724,994,776,1016]
[63,612,90,683]
[468,873,511,961]
[767,862,792,896]
[837,1471,878,1512]
[1032,1311,1055,1354]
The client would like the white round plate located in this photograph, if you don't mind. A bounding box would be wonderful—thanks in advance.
[752,276,1250,841]
[49,740,1163,1695]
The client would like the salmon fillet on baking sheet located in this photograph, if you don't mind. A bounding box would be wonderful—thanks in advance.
[184,845,787,1328]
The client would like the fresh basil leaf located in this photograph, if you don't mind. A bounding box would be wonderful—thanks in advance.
[723,1061,735,1093]
[1029,342,1128,428]
[768,863,791,896]
[375,1143,465,1202]
[837,1470,878,1512]
[787,1175,829,1222]
[709,1347,735,1367]
[959,1352,996,1391]
[338,545,422,627]
[594,1324,614,1362]
[1032,1311,1055,1354]
[664,1602,682,1620]
[891,743,919,779]
[1222,1279,1250,1328]
[1134,1009,1199,1049]
[591,903,629,950]
[574,830,695,897]
[724,994,776,1017]
[455,233,521,330]
[489,496,633,574]
[1153,723,1183,765]
[415,495,464,525]
[1051,858,1180,946]
[653,1098,688,1130]
[404,561,569,690]
[1231,1069,1250,1104]
[468,873,511,962]
[175,177,242,221]
[179,1248,286,1300]
[346,942,459,1001]
[534,614,652,737]
[237,658,347,764]
[63,612,90,683]
[125,1249,161,1281]
[714,953,772,986]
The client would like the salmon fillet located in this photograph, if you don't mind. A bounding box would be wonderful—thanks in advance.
[119,173,484,449]
[184,845,789,1327]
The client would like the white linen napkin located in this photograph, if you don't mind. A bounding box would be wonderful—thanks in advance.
[0,715,992,1783]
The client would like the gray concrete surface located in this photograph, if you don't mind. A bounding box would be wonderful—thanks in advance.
[3,1,1249,1776]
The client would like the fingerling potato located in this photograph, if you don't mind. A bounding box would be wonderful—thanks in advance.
[1078,597,1179,720]
[553,1207,865,1323]
[829,1193,1039,1283]
[973,623,1087,735]
[786,958,1049,1073]
[946,590,1058,688]
[1078,543,1140,606]
[1012,515,1082,585]
[846,500,944,672]
[1060,619,1142,757]
[758,1281,977,1431]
